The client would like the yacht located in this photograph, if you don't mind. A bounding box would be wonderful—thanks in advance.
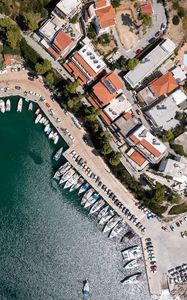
[53,162,71,179]
[81,188,94,205]
[17,98,23,112]
[35,113,42,124]
[64,173,80,189]
[59,168,75,184]
[108,221,124,239]
[97,205,109,221]
[0,100,5,113]
[122,246,141,260]
[54,135,59,145]
[35,108,40,115]
[84,193,99,209]
[82,280,90,298]
[123,259,140,269]
[28,102,33,111]
[103,215,121,233]
[99,209,114,226]
[121,272,142,284]
[6,99,11,111]
[53,147,63,161]
[79,183,89,194]
[69,177,84,192]
[89,199,105,215]
[44,124,50,133]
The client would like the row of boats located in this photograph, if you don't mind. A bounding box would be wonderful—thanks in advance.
[0,98,23,113]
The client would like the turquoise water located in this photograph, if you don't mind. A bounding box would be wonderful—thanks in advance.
[0,96,150,300]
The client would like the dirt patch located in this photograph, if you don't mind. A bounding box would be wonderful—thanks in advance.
[95,38,117,56]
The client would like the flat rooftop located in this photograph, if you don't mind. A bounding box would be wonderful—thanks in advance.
[56,0,82,16]
[39,18,62,42]
[160,158,187,184]
[114,115,139,137]
[124,39,176,88]
[103,94,132,121]
[78,45,106,74]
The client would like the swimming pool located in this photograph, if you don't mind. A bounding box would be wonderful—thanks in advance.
[184,52,187,66]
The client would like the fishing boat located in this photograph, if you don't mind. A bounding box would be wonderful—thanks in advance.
[6,99,11,111]
[84,193,99,209]
[81,188,94,205]
[35,113,42,124]
[28,102,33,111]
[59,168,75,184]
[121,272,142,284]
[53,147,63,161]
[64,172,80,189]
[54,135,59,144]
[48,131,54,139]
[0,100,5,113]
[82,280,90,298]
[17,98,23,112]
[97,205,109,221]
[79,183,89,194]
[35,108,40,115]
[99,209,114,226]
[53,162,71,179]
[103,215,121,233]
[108,221,124,239]
[89,199,105,215]
[122,246,141,260]
[44,124,50,133]
[123,259,140,269]
[70,177,84,192]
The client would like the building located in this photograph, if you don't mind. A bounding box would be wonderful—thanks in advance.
[4,54,24,70]
[52,0,82,19]
[171,89,187,106]
[171,66,186,83]
[145,95,180,131]
[126,148,149,171]
[124,39,176,89]
[126,125,167,164]
[94,0,115,35]
[140,4,153,15]
[103,94,132,121]
[64,44,106,85]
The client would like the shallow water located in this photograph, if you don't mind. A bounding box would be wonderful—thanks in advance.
[0,96,150,300]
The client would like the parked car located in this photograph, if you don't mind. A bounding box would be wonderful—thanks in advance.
[28,77,34,81]
[155,31,161,38]
[135,49,142,55]
[136,109,142,115]
[160,23,166,31]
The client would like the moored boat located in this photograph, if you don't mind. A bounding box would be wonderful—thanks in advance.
[97,205,109,220]
[17,98,23,112]
[81,188,94,205]
[89,199,105,215]
[108,221,125,239]
[123,259,140,269]
[0,100,5,113]
[44,124,50,133]
[70,177,84,192]
[54,135,59,144]
[39,116,45,123]
[28,102,33,111]
[82,280,90,298]
[84,193,99,209]
[53,162,71,179]
[53,147,63,161]
[6,99,11,111]
[35,113,42,124]
[59,168,75,184]
[121,272,142,284]
[99,209,114,225]
[64,172,80,189]
[79,183,89,194]
[48,131,54,139]
[103,215,121,233]
[122,246,141,260]
[35,108,40,115]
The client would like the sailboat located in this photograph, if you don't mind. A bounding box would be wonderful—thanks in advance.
[89,199,105,215]
[79,183,89,194]
[64,172,80,189]
[69,177,84,192]
[84,193,99,209]
[81,188,94,205]
[53,147,63,161]
[59,168,75,184]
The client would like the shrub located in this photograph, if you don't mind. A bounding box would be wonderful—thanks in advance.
[178,7,185,18]
[169,203,187,215]
[172,15,180,25]
[111,0,121,8]
[170,143,185,156]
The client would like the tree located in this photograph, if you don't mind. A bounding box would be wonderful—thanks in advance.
[25,14,38,31]
[111,0,121,8]
[109,151,121,166]
[152,183,165,204]
[171,143,185,156]
[70,13,79,24]
[20,38,40,64]
[44,72,55,87]
[165,130,174,142]
[140,13,152,26]
[123,58,139,71]
[172,15,180,25]
[66,80,79,94]
[171,193,181,204]
[87,24,97,40]
[84,107,100,123]
[35,59,52,75]
[178,7,185,18]
[175,111,183,120]
[0,18,21,50]
[172,0,179,10]
[97,34,111,45]
[100,141,113,155]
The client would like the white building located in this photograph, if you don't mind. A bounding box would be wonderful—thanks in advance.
[124,39,176,89]
[52,0,82,19]
[103,94,132,121]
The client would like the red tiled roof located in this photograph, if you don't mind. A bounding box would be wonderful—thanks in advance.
[95,5,115,29]
[130,150,146,166]
[4,54,11,67]
[96,0,107,8]
[53,30,72,53]
[123,112,132,120]
[129,134,140,144]
[140,4,153,15]
[48,47,60,59]
[140,139,161,157]
[74,52,97,78]
[64,61,88,85]
[88,96,111,125]
[150,72,178,97]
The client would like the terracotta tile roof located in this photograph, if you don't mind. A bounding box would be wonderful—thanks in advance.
[150,72,178,97]
[105,72,123,90]
[140,139,161,157]
[123,112,132,120]
[48,47,60,59]
[53,30,72,53]
[92,82,114,106]
[130,150,146,166]
[66,61,88,85]
[140,4,153,15]
[95,5,115,29]
[4,54,11,67]
[73,52,97,78]
[96,0,107,8]
[129,134,140,145]
[88,96,111,125]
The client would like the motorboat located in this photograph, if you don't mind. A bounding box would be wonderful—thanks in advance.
[53,162,71,179]
[48,131,54,139]
[121,272,142,284]
[89,199,105,215]
[0,100,5,113]
[97,205,109,221]
[78,183,89,194]
[108,221,125,239]
[54,135,59,144]
[39,116,45,123]
[81,188,94,205]
[6,99,11,111]
[64,172,80,189]
[99,209,114,226]
[35,108,40,115]
[53,147,63,161]
[43,119,49,126]
[28,102,33,111]
[84,193,99,209]
[69,177,84,192]
[17,98,23,112]
[122,246,141,260]
[123,259,140,269]
[103,215,121,233]
[59,168,75,184]
[82,280,90,298]
[35,113,42,124]
[44,124,50,133]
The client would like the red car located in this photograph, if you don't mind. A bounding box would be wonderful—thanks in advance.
[28,77,34,81]
[135,49,142,55]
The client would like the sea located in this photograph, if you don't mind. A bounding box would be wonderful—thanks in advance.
[0,96,150,300]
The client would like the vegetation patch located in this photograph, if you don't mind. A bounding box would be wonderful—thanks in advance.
[169,203,187,215]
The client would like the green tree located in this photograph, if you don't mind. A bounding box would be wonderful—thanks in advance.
[70,13,79,24]
[100,141,113,155]
[87,24,97,40]
[165,130,174,141]
[66,79,79,94]
[25,14,38,31]
[172,0,179,10]
[111,0,121,8]
[109,151,121,166]
[178,7,185,18]
[175,111,183,120]
[97,34,111,45]
[20,38,40,64]
[140,13,152,26]
[35,59,52,75]
[152,183,165,204]
[44,72,55,87]
[171,143,185,156]
[6,26,21,49]
[123,58,139,71]
[84,107,100,122]
[172,15,180,25]
[171,193,181,204]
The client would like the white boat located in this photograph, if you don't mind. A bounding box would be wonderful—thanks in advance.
[17,98,23,112]
[0,100,5,113]
[84,193,99,209]
[89,199,105,215]
[82,280,90,298]
[99,209,114,225]
[28,102,33,111]
[35,113,42,124]
[59,168,75,184]
[54,135,59,144]
[103,215,121,233]
[53,162,71,179]
[46,127,51,135]
[121,272,142,284]
[123,259,140,269]
[35,108,40,115]
[6,99,11,111]
[81,188,94,205]
[39,116,45,124]
[97,206,109,220]
[44,124,50,133]
[43,119,49,126]
[64,173,80,189]
[79,183,89,194]
[122,246,141,260]
[48,131,54,139]
[108,221,124,239]
[70,177,84,192]
[53,147,63,161]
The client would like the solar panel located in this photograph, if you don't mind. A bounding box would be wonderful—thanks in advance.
[103,79,116,94]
